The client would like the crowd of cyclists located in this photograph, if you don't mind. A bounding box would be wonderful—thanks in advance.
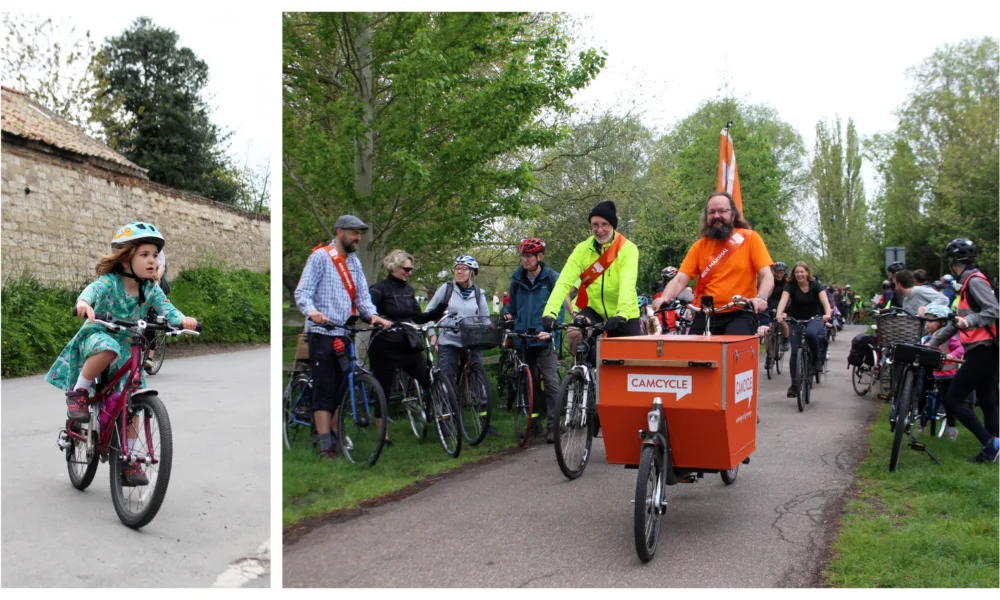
[292,196,998,466]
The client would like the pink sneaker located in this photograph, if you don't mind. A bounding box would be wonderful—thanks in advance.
[65,389,90,423]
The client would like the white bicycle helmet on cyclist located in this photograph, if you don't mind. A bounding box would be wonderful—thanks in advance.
[661,266,678,280]
[112,221,165,250]
[924,304,951,321]
[455,255,479,275]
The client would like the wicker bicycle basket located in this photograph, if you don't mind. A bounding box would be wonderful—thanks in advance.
[875,313,924,349]
[459,322,502,350]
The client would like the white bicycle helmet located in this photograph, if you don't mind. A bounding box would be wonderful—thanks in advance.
[455,255,479,275]
[924,304,951,321]
[112,222,165,250]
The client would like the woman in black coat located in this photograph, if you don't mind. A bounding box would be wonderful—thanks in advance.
[368,250,444,445]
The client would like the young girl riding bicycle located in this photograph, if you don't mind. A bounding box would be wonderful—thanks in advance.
[45,222,198,485]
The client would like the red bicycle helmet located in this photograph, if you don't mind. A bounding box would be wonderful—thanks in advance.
[518,238,546,255]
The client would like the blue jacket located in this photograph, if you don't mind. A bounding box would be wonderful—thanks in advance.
[503,263,564,348]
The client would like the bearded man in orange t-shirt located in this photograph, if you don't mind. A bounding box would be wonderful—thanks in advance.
[652,191,774,336]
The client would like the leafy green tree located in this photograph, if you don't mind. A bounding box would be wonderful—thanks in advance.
[282,12,606,291]
[811,117,871,282]
[91,17,240,204]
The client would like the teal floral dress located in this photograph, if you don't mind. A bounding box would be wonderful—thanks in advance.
[45,273,185,392]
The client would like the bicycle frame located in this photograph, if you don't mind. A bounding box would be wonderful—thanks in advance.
[65,325,155,465]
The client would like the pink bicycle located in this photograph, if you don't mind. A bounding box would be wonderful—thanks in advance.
[57,310,201,528]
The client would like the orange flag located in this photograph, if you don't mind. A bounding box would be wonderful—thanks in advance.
[716,123,743,213]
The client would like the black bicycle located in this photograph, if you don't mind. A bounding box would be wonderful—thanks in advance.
[783,316,827,412]
[764,309,785,380]
[552,316,612,479]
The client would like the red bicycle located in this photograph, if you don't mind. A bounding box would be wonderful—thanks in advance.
[57,310,201,528]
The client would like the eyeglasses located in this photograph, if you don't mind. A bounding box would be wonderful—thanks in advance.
[590,222,612,230]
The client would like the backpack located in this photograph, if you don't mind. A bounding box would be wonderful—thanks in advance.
[848,334,876,367]
[443,281,485,316]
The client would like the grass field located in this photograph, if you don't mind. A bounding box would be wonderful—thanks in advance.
[824,401,999,587]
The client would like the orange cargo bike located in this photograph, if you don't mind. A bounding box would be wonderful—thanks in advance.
[597,296,760,562]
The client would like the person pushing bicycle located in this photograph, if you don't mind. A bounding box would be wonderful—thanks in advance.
[294,215,393,460]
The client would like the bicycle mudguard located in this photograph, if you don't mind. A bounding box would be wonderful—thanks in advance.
[131,389,159,398]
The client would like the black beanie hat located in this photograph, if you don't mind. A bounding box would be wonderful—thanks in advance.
[589,200,618,229]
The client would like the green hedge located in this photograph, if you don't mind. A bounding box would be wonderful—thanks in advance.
[1,268,270,379]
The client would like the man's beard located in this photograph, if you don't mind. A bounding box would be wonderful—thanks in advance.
[340,238,359,253]
[706,218,733,241]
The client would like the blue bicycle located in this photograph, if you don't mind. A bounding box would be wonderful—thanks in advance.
[282,316,389,467]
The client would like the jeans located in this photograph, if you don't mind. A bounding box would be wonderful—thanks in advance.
[788,320,826,385]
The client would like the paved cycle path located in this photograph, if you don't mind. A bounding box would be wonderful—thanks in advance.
[284,326,879,587]
[1,349,270,588]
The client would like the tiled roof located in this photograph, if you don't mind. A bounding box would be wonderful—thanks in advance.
[1,86,146,177]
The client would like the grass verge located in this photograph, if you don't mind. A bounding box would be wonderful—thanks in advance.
[824,400,999,587]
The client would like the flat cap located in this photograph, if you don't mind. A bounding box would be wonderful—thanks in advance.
[335,215,370,230]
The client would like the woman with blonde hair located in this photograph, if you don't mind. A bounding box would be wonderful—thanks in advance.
[775,261,833,399]
[368,249,446,446]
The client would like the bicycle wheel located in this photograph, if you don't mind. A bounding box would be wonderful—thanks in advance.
[283,374,312,450]
[796,348,807,412]
[720,464,739,485]
[404,376,428,440]
[145,332,166,375]
[109,393,172,529]
[554,370,594,480]
[513,366,534,447]
[459,363,493,446]
[634,444,665,563]
[496,349,516,410]
[336,373,388,467]
[430,375,462,458]
[889,372,914,472]
[852,365,873,396]
[66,421,99,490]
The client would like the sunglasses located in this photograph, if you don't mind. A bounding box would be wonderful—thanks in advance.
[400,266,413,273]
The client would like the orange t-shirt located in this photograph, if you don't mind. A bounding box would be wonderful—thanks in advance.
[678,230,773,308]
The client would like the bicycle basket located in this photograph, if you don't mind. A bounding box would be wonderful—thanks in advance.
[459,322,502,350]
[875,313,924,349]
[890,342,942,369]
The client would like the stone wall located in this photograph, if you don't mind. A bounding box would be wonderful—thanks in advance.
[1,142,270,289]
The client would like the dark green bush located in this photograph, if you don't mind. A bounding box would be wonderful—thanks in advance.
[1,268,270,378]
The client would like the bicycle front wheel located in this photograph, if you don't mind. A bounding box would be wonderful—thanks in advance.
[337,373,388,467]
[513,366,534,447]
[430,375,462,458]
[634,445,665,563]
[496,349,516,410]
[109,393,172,529]
[796,348,807,412]
[459,363,493,446]
[145,332,166,375]
[889,372,914,472]
[554,370,593,480]
[404,376,428,440]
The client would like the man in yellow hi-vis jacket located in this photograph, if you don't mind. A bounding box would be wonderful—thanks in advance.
[540,200,641,353]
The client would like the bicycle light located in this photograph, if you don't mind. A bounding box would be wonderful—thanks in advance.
[648,397,663,432]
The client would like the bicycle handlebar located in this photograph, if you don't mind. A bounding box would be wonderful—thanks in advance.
[79,309,203,334]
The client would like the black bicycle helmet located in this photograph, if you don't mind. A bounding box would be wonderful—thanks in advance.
[945,238,977,264]
[887,261,905,274]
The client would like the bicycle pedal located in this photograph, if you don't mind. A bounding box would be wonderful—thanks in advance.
[678,477,697,483]
[909,441,927,451]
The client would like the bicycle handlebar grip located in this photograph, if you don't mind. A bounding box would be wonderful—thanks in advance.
[94,312,114,322]
[194,322,204,333]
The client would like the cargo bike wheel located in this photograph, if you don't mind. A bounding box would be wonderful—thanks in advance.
[634,444,666,563]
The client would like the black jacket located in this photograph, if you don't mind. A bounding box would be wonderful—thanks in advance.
[369,275,442,349]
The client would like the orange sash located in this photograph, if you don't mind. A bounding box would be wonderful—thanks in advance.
[692,228,752,301]
[315,244,357,315]
[576,233,627,310]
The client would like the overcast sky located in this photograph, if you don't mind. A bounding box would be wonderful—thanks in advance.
[52,10,276,173]
[566,0,999,196]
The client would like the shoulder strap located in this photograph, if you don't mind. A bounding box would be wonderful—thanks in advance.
[444,281,455,307]
[474,285,483,315]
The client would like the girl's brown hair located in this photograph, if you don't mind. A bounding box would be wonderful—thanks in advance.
[791,261,815,282]
[95,244,139,276]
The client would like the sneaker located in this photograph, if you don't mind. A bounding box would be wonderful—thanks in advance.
[143,359,153,370]
[916,423,925,436]
[947,427,959,442]
[546,429,555,444]
[65,389,91,423]
[318,449,337,460]
[121,463,149,486]
[787,385,798,398]
[966,439,999,464]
